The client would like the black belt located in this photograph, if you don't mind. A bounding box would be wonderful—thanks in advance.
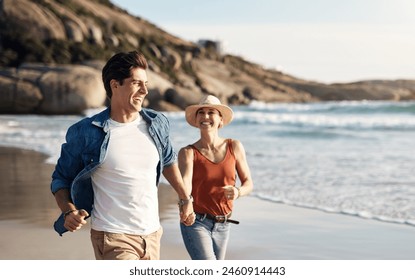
[196,212,240,224]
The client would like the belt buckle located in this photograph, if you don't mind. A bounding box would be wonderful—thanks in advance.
[215,215,227,223]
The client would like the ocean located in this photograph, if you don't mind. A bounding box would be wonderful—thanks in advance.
[1,100,414,226]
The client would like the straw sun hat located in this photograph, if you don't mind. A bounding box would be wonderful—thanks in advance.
[185,95,234,128]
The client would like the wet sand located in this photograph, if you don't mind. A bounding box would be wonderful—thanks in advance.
[1,147,415,260]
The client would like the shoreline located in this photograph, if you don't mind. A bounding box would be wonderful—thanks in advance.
[1,146,415,260]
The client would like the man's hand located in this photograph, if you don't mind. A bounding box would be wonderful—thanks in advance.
[64,209,89,232]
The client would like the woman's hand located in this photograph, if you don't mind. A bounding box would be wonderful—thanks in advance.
[222,185,239,200]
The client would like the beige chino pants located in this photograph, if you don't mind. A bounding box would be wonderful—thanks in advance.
[90,227,163,260]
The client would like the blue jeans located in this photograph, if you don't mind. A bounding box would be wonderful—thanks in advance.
[180,213,231,260]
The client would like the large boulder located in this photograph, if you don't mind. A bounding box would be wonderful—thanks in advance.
[35,65,106,114]
[165,87,204,109]
[0,64,106,114]
[0,74,43,113]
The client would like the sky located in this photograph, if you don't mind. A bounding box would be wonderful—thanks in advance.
[111,0,415,83]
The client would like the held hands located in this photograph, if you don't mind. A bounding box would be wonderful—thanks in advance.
[63,209,89,232]
[180,203,195,226]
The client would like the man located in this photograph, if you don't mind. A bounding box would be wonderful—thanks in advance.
[51,51,195,260]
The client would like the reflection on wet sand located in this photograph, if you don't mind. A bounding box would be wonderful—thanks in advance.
[0,148,57,226]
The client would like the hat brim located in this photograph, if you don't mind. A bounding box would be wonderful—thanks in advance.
[185,104,234,128]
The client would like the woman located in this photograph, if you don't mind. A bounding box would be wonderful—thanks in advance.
[178,95,253,260]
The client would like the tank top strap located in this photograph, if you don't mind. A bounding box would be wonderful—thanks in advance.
[188,144,197,157]
[227,139,235,156]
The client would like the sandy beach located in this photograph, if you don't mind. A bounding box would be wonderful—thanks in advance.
[1,147,415,260]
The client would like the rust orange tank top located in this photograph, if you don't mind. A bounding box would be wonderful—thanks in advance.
[190,139,236,216]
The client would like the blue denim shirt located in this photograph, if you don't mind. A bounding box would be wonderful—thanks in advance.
[51,107,177,236]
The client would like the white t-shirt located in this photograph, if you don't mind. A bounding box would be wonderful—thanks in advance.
[91,115,160,235]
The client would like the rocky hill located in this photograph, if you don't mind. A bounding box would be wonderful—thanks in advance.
[1,0,415,114]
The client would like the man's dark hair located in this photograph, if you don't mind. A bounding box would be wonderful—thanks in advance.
[102,51,148,99]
